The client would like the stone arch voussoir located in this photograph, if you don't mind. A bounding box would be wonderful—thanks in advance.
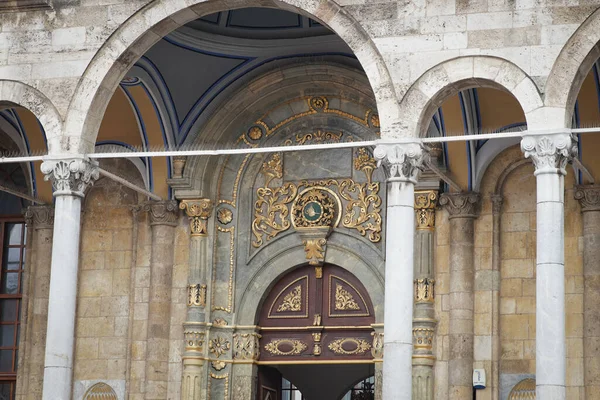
[544,6,600,129]
[63,0,398,154]
[0,80,63,154]
[399,56,543,138]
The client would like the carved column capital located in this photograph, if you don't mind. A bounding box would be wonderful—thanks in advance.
[41,158,99,197]
[144,200,179,226]
[374,142,428,183]
[415,190,438,230]
[521,133,577,174]
[24,205,54,229]
[439,192,481,219]
[575,185,600,212]
[179,199,213,236]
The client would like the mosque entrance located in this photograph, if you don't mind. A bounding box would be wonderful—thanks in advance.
[256,264,378,400]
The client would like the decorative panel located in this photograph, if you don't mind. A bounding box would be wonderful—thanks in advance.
[258,264,375,362]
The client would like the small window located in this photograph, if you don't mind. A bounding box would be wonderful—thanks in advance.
[281,378,303,400]
[341,376,375,400]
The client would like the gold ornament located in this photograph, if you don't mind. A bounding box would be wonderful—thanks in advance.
[261,153,283,187]
[413,328,434,350]
[354,148,377,183]
[209,336,231,358]
[213,318,228,327]
[327,338,371,355]
[414,191,438,231]
[334,284,360,311]
[252,179,381,248]
[414,278,435,303]
[294,130,343,145]
[179,199,213,236]
[312,332,322,356]
[184,330,205,353]
[277,285,302,312]
[302,238,327,266]
[264,339,307,356]
[83,383,118,400]
[232,333,261,361]
[217,207,233,225]
[248,126,263,140]
[188,284,207,307]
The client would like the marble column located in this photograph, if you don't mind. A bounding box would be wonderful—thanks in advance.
[439,192,480,400]
[412,190,438,400]
[521,133,577,400]
[143,201,179,399]
[17,206,54,399]
[40,158,99,400]
[574,186,600,399]
[179,199,213,400]
[374,142,427,400]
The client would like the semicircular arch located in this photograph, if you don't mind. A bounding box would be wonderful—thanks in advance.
[0,80,62,154]
[63,0,398,155]
[399,56,542,138]
[544,7,600,128]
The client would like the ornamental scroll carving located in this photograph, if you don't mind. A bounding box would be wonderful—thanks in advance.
[414,278,435,303]
[188,284,206,307]
[252,150,382,247]
[439,192,481,219]
[264,339,307,356]
[415,191,437,230]
[327,338,371,355]
[521,133,577,173]
[41,158,99,197]
[180,199,213,236]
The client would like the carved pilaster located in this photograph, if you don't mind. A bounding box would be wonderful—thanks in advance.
[439,192,481,219]
[144,200,179,226]
[41,158,99,197]
[575,186,600,212]
[374,142,428,182]
[24,205,54,229]
[180,199,213,236]
[521,133,577,173]
[414,278,435,303]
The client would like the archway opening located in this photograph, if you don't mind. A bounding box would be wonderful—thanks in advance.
[256,263,376,400]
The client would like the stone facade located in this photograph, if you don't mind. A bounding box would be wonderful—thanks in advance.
[5,1,600,400]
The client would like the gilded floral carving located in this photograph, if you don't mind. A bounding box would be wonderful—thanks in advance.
[277,286,302,312]
[335,284,360,311]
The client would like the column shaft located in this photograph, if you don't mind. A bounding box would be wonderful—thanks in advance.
[574,186,600,399]
[144,201,178,399]
[374,142,427,400]
[440,193,480,400]
[384,180,417,399]
[521,133,576,400]
[180,199,213,400]
[412,190,437,400]
[41,158,99,400]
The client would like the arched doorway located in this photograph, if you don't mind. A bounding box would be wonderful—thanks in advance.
[256,264,377,400]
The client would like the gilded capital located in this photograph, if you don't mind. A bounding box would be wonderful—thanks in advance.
[144,200,179,226]
[179,199,213,236]
[521,133,577,174]
[414,278,435,303]
[373,142,428,183]
[575,185,600,212]
[415,190,438,230]
[41,158,99,197]
[24,205,54,229]
[439,192,481,219]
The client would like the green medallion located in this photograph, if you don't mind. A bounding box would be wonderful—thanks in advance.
[303,201,323,222]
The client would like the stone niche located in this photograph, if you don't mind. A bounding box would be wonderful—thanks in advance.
[0,0,50,11]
